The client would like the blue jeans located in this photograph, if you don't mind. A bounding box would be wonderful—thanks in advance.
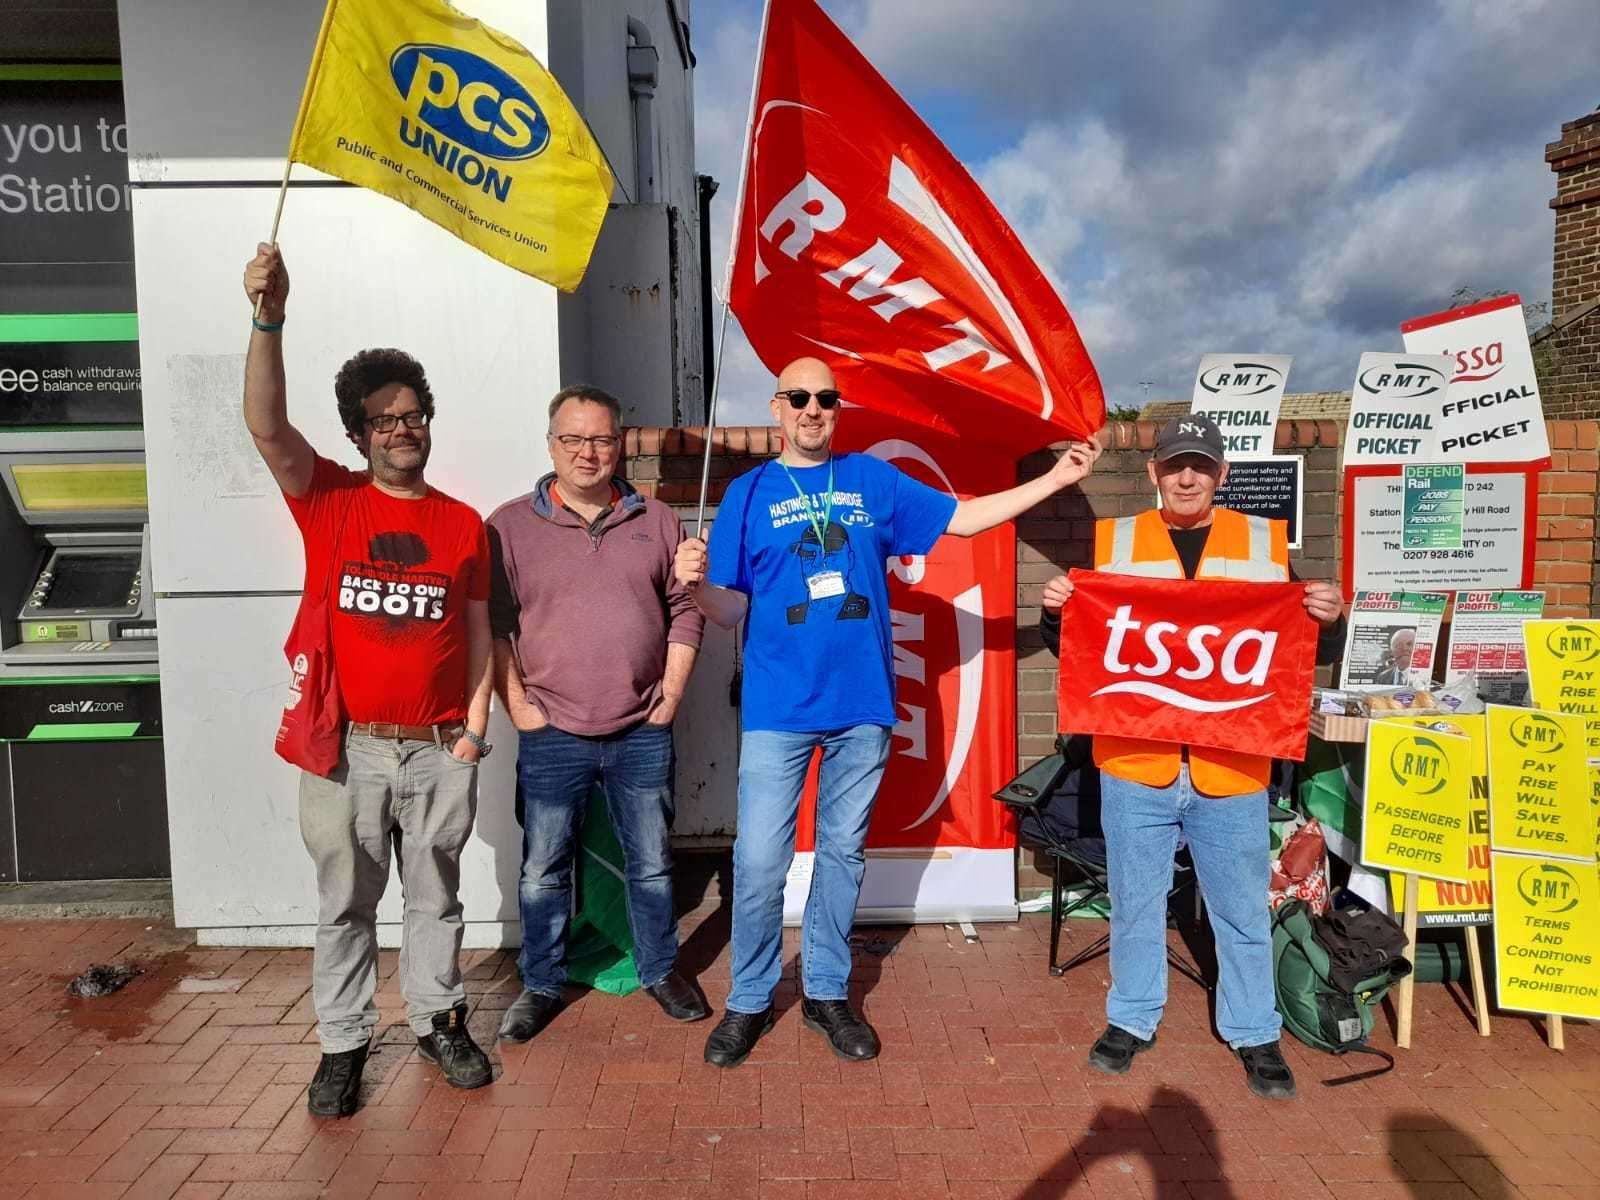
[727,725,891,1014]
[1099,765,1281,1048]
[515,722,677,994]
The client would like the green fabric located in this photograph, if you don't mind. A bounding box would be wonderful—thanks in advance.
[1298,739,1364,845]
[566,785,641,995]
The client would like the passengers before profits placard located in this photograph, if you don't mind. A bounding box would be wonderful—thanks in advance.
[1039,413,1345,1102]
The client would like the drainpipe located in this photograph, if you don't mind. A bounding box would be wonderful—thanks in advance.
[626,16,659,205]
[697,173,719,423]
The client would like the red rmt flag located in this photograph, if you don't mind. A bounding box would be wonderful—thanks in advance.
[726,0,1105,452]
[1057,570,1320,762]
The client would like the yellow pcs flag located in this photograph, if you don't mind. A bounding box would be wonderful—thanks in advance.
[290,0,614,291]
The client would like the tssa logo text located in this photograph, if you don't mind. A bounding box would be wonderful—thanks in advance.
[1094,606,1277,712]
[47,699,127,715]
[1442,341,1504,384]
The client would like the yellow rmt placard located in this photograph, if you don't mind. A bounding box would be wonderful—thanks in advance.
[289,0,614,290]
[1524,620,1600,761]
[1491,852,1600,1021]
[1362,720,1472,882]
[1383,715,1492,923]
[1486,705,1591,862]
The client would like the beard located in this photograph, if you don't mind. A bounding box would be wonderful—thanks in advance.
[370,437,430,484]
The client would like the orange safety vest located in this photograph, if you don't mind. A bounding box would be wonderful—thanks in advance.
[1090,506,1291,797]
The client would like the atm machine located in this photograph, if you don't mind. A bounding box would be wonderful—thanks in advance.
[0,428,167,883]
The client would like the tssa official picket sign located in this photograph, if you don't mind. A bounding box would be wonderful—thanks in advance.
[1486,706,1591,862]
[1401,294,1552,467]
[1524,620,1600,762]
[1490,852,1600,1021]
[1383,714,1494,926]
[1360,721,1472,882]
[1056,570,1319,761]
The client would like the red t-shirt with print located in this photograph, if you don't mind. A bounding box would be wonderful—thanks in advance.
[284,456,489,726]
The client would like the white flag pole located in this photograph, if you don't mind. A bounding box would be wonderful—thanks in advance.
[693,0,775,539]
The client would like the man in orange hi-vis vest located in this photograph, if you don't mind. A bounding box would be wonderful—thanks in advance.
[1039,414,1345,1100]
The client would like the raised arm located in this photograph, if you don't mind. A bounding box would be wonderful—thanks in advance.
[242,243,316,498]
[945,441,1099,538]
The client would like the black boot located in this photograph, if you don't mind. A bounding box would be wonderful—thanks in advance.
[703,1008,776,1068]
[645,970,711,1022]
[1087,1025,1155,1075]
[800,998,880,1061]
[416,1003,492,1089]
[497,988,565,1043]
[1238,1040,1297,1099]
[307,1043,367,1117]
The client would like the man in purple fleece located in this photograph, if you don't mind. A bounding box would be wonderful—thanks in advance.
[487,385,710,1041]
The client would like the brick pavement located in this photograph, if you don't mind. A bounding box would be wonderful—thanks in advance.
[1,901,1596,1199]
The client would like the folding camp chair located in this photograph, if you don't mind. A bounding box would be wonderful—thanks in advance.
[996,734,1211,986]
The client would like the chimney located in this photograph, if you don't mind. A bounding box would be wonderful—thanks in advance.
[1543,108,1600,418]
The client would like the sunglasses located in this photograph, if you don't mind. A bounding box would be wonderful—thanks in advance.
[776,388,841,410]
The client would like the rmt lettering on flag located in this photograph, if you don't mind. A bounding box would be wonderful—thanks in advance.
[727,0,1103,452]
[1057,571,1320,761]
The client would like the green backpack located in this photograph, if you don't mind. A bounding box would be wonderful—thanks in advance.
[1271,897,1408,1084]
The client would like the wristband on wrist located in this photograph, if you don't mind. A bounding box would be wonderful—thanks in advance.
[251,315,285,333]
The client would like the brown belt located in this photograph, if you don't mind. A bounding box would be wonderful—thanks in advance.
[347,721,464,744]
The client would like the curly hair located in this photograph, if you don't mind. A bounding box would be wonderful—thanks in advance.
[333,348,436,436]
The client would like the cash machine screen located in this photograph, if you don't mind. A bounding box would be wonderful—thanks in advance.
[37,552,140,611]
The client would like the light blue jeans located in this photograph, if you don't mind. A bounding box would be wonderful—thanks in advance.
[726,725,891,1014]
[1100,764,1281,1049]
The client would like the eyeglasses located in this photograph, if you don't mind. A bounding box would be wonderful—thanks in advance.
[776,389,842,410]
[364,411,430,433]
[551,433,622,452]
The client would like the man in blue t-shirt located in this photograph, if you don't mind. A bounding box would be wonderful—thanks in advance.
[675,356,1099,1068]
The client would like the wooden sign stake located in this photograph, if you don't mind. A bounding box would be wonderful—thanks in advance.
[1396,873,1420,1048]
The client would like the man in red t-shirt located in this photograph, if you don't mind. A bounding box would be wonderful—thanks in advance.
[243,245,494,1117]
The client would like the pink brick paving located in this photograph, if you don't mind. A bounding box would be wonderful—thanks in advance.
[0,902,1596,1199]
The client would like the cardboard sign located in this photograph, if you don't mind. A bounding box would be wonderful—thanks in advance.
[1057,570,1318,760]
[1401,294,1551,466]
[1362,721,1472,882]
[1189,354,1293,456]
[1402,464,1464,550]
[1384,715,1493,926]
[1343,352,1453,467]
[1343,464,1536,598]
[1487,705,1592,862]
[1212,456,1303,548]
[1491,852,1600,1020]
[1524,620,1600,761]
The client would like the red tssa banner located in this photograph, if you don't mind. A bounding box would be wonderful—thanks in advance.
[1057,570,1319,761]
[728,0,1103,452]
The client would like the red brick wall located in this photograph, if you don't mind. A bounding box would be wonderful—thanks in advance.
[624,418,1600,769]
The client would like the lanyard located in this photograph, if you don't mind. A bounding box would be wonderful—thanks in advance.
[776,456,833,553]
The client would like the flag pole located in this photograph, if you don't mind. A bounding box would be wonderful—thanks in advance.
[692,0,775,539]
[256,0,341,318]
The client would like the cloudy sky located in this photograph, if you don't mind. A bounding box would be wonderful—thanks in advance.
[690,0,1599,426]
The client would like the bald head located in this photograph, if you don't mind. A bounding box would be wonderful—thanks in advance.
[777,356,835,392]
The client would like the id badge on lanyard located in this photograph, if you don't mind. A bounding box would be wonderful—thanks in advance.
[778,457,842,599]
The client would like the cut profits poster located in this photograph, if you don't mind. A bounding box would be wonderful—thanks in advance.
[1188,354,1292,456]
[1340,591,1447,691]
[1448,591,1543,705]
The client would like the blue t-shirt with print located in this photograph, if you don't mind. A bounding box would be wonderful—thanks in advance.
[707,452,958,733]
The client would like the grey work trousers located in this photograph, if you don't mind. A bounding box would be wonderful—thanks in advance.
[298,732,478,1052]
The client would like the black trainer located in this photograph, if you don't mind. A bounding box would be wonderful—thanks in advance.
[1087,1025,1155,1075]
[1238,1039,1297,1099]
[416,1003,492,1089]
[644,970,711,1022]
[703,1007,776,1068]
[307,1044,367,1117]
[800,998,880,1061]
[497,988,564,1042]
